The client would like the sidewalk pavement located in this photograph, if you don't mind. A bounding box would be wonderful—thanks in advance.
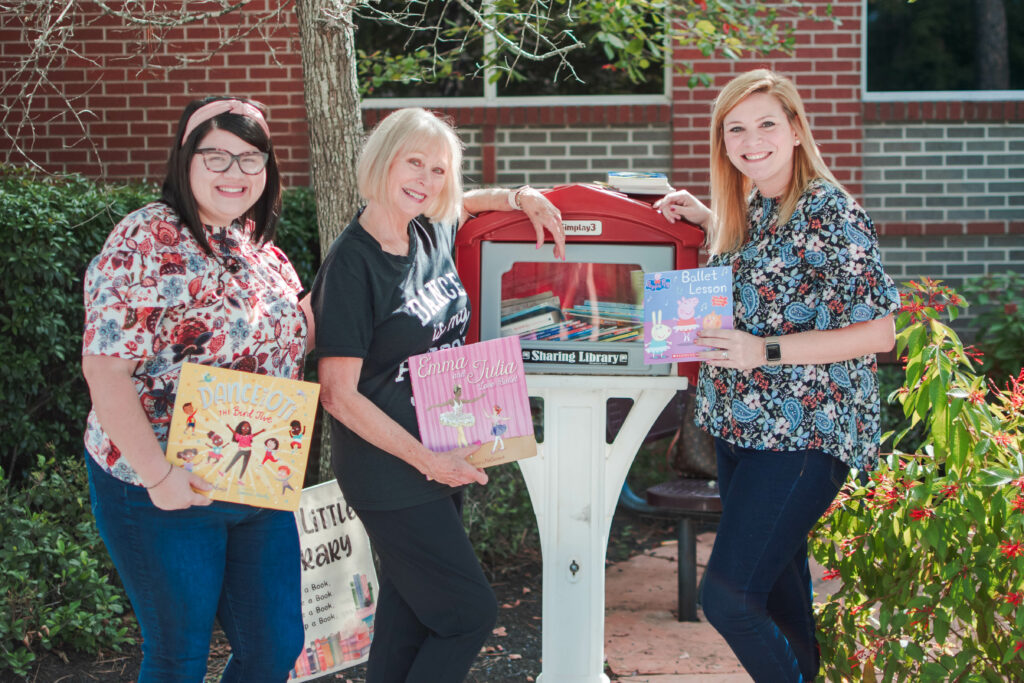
[604,530,832,682]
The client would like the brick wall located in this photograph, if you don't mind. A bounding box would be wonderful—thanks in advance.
[457,125,672,188]
[0,1,311,185]
[669,0,865,199]
[863,122,1024,224]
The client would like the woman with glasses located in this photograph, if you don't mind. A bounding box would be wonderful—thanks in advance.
[81,96,310,682]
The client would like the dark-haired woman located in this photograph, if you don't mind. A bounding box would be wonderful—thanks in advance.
[81,97,310,682]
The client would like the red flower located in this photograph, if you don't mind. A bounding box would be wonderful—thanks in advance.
[1011,476,1024,494]
[1006,592,1024,606]
[822,568,841,580]
[993,432,1015,447]
[939,483,960,498]
[1016,641,1024,653]
[909,508,934,521]
[1013,496,1024,513]
[695,0,707,10]
[999,541,1024,558]
[967,390,986,405]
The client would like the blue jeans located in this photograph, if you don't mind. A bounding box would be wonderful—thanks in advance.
[85,453,304,682]
[701,439,849,683]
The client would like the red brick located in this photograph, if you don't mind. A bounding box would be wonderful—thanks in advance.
[795,74,835,87]
[1008,222,1024,235]
[131,148,169,162]
[964,222,1008,235]
[922,224,965,236]
[877,223,923,237]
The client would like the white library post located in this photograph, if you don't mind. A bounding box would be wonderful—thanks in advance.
[520,373,688,683]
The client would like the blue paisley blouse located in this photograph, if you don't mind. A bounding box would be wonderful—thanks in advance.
[82,202,308,485]
[694,179,900,471]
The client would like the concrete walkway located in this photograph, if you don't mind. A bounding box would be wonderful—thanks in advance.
[604,531,832,682]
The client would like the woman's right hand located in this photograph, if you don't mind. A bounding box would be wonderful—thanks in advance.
[147,466,215,510]
[653,189,712,228]
[424,445,488,488]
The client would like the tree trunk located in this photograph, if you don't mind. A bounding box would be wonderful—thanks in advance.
[294,0,363,483]
[974,0,1009,90]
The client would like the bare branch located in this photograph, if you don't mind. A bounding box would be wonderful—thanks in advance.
[91,0,257,28]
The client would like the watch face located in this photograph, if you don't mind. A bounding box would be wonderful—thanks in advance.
[766,342,782,362]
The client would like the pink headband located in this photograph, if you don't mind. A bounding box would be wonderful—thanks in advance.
[181,99,270,146]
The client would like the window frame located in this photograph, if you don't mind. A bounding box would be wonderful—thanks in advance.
[360,12,672,109]
[860,0,1024,102]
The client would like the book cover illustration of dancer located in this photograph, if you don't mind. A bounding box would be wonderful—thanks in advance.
[485,405,510,453]
[288,419,306,452]
[205,430,225,464]
[219,420,266,484]
[181,402,198,435]
[262,436,280,465]
[274,465,295,494]
[427,384,485,447]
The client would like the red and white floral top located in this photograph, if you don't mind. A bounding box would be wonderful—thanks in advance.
[82,202,308,485]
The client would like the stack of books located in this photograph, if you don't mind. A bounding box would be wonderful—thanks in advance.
[500,291,563,337]
[605,171,673,195]
[515,300,642,343]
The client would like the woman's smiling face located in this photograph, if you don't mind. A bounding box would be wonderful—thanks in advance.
[384,141,450,220]
[721,91,800,198]
[189,128,266,228]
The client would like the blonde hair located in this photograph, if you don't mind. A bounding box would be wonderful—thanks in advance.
[707,69,844,255]
[357,108,465,225]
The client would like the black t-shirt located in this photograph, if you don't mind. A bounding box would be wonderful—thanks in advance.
[311,212,471,510]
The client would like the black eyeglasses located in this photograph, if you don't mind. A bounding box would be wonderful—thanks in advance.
[196,148,269,175]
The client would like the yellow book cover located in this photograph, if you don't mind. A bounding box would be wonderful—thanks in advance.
[165,362,320,511]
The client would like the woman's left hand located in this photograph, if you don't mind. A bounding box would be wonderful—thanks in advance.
[518,187,566,261]
[696,328,765,371]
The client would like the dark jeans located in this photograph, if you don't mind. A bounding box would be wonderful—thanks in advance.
[701,439,849,682]
[85,453,304,682]
[355,492,498,683]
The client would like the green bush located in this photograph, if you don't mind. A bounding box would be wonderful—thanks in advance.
[275,185,322,288]
[963,272,1024,384]
[0,166,159,480]
[464,464,540,568]
[811,278,1024,680]
[0,165,321,481]
[0,455,134,676]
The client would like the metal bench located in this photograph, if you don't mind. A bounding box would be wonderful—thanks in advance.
[645,478,722,622]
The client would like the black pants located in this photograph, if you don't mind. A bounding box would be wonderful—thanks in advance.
[355,491,497,683]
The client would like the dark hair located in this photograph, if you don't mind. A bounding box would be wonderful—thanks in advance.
[161,96,282,256]
[232,420,252,440]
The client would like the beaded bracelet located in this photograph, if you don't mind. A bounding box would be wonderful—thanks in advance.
[145,462,174,490]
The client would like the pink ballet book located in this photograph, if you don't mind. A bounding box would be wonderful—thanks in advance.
[408,336,537,468]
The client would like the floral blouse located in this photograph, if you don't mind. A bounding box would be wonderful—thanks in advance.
[82,202,307,485]
[694,179,900,471]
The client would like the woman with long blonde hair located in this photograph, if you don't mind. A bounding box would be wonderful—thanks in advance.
[654,70,900,681]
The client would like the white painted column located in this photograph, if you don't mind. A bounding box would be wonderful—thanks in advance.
[519,374,687,683]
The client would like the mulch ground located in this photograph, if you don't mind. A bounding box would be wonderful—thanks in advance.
[3,510,675,683]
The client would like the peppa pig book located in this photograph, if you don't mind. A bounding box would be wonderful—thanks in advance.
[642,266,734,364]
[164,362,320,511]
[408,336,537,468]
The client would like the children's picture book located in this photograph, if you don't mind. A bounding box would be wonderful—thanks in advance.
[165,362,320,511]
[642,266,734,364]
[289,480,377,681]
[408,336,537,468]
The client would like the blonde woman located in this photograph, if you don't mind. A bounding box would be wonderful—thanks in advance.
[312,107,563,682]
[655,70,900,681]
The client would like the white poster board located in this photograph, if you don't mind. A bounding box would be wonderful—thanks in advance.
[288,480,377,680]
